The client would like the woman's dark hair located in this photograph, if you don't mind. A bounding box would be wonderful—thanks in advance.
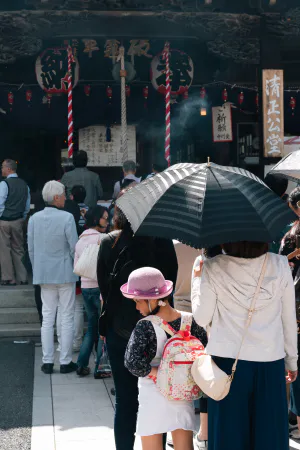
[222,241,268,259]
[289,187,300,210]
[71,185,86,203]
[203,246,222,259]
[264,174,288,198]
[113,187,134,234]
[85,206,107,228]
[284,220,300,245]
[73,150,88,168]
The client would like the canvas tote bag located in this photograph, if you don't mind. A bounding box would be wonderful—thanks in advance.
[74,234,104,281]
[191,254,268,401]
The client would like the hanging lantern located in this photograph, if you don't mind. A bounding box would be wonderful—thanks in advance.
[183,90,189,100]
[238,91,244,107]
[35,47,79,95]
[125,85,131,98]
[200,87,206,100]
[151,49,194,97]
[106,86,112,99]
[222,88,228,103]
[26,89,32,105]
[290,97,296,116]
[8,91,14,112]
[47,93,52,108]
[84,85,91,97]
[143,85,149,109]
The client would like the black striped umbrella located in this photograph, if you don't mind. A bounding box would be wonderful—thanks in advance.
[116,162,295,249]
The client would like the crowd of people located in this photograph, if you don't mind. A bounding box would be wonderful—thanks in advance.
[0,152,299,450]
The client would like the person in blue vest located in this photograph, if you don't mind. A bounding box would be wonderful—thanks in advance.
[0,159,30,286]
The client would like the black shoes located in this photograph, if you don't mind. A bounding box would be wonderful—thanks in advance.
[41,363,54,374]
[60,361,78,374]
[76,366,91,377]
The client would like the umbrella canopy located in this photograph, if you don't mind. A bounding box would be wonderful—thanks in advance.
[268,151,300,183]
[116,162,295,249]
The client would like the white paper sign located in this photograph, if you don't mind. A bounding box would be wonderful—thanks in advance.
[79,125,136,167]
[212,103,233,143]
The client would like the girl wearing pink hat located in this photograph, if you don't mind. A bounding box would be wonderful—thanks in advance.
[123,267,207,450]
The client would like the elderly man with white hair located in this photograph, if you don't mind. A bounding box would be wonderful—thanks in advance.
[28,181,78,375]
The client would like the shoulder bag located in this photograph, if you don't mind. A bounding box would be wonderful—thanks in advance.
[191,253,268,401]
[74,234,104,281]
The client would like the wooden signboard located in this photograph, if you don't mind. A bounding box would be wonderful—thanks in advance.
[263,69,284,158]
[212,103,233,142]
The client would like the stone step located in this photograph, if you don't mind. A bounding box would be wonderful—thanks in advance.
[0,323,41,338]
[0,307,39,325]
[0,285,35,308]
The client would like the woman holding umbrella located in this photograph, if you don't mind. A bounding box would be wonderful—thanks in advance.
[192,242,297,450]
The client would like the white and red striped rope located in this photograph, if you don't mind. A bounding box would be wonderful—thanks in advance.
[163,42,171,167]
[67,46,75,159]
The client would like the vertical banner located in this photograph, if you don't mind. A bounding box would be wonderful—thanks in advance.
[263,69,284,158]
[212,103,233,142]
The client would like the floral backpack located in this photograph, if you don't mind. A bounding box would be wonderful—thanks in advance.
[146,313,205,401]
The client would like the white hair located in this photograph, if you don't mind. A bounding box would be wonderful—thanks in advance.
[42,181,65,204]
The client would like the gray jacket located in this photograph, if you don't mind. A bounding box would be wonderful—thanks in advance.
[61,167,103,207]
[28,207,78,285]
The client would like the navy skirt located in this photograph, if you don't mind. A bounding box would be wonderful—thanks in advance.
[208,357,289,450]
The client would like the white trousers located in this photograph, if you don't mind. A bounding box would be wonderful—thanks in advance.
[57,293,84,349]
[41,283,76,365]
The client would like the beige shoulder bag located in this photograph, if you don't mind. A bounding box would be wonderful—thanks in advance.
[191,253,268,401]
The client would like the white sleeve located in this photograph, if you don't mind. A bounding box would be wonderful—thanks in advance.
[281,261,298,371]
[192,263,217,328]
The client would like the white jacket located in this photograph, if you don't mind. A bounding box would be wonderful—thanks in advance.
[192,252,298,371]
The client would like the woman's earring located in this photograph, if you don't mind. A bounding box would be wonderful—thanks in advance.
[158,300,166,307]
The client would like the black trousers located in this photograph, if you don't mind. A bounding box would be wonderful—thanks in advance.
[106,329,167,450]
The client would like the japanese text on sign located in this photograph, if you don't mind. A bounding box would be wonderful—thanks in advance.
[79,125,136,167]
[212,103,233,143]
[263,69,284,157]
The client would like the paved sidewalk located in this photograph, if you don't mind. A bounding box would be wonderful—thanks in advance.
[31,345,300,450]
[31,345,144,450]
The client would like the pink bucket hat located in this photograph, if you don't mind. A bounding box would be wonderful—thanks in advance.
[120,267,173,300]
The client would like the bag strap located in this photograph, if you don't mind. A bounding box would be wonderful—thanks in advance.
[180,312,193,332]
[230,253,268,380]
[143,316,176,337]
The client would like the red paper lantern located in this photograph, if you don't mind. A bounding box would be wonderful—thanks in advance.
[255,93,259,111]
[106,86,112,99]
[183,90,189,100]
[238,91,244,106]
[200,87,206,100]
[84,85,91,97]
[8,92,14,111]
[222,88,228,103]
[47,93,52,109]
[143,86,149,109]
[125,85,131,98]
[26,89,32,103]
[290,97,296,116]
[143,86,149,100]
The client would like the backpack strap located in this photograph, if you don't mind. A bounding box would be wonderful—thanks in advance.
[143,316,176,337]
[179,312,193,332]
